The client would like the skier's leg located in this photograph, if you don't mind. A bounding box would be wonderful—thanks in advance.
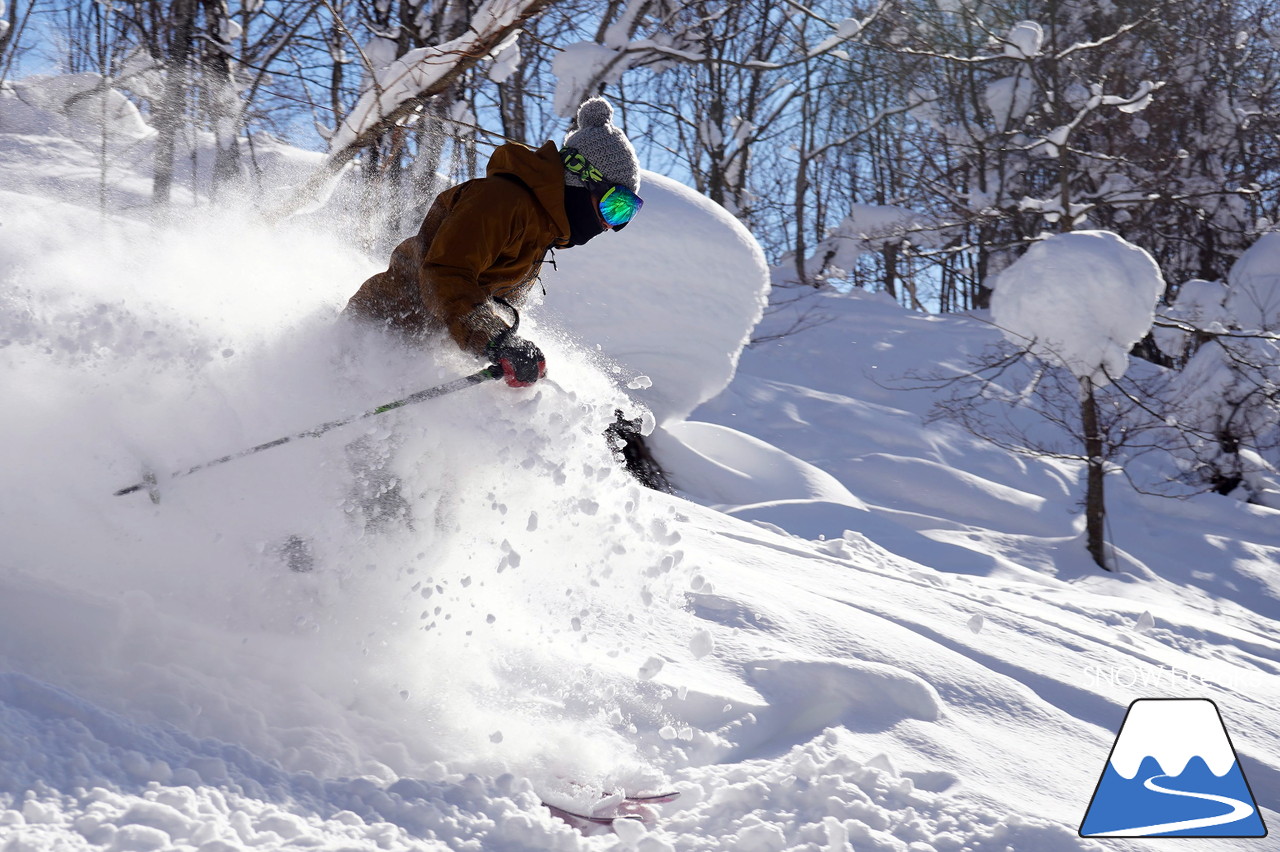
[345,434,414,532]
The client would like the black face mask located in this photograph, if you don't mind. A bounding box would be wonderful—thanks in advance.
[563,185,606,247]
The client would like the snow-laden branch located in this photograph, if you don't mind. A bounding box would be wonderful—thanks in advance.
[267,0,558,220]
[806,0,889,59]
[1151,318,1280,342]
[1027,80,1164,158]
[553,0,885,115]
[1053,19,1147,60]
[893,16,1145,65]
[329,0,554,152]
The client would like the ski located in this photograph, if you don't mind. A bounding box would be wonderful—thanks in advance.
[542,802,642,829]
[618,791,681,804]
[543,791,681,833]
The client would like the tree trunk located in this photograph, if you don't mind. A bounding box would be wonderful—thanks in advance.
[1080,376,1110,570]
[883,241,898,301]
[498,66,527,143]
[152,0,198,210]
[792,81,814,287]
[792,150,810,286]
[204,1,244,199]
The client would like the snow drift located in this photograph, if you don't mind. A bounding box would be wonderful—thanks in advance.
[543,170,770,426]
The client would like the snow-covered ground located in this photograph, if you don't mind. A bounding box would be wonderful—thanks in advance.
[2,76,1278,852]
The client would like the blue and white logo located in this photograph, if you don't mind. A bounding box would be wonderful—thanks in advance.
[1080,698,1267,837]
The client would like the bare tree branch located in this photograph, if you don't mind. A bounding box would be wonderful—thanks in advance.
[266,0,558,221]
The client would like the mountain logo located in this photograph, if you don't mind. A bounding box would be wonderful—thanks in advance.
[1080,698,1267,838]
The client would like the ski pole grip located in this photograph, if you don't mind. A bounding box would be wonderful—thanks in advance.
[484,363,505,380]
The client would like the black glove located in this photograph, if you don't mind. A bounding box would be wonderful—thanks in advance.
[486,332,546,388]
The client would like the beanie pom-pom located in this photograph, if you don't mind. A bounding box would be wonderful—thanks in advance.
[577,97,613,128]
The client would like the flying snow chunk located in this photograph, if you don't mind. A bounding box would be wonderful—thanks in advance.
[836,17,862,38]
[1080,699,1266,837]
[991,230,1164,385]
[638,656,665,681]
[689,629,715,659]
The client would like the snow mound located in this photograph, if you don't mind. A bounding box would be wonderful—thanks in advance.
[802,203,937,283]
[665,730,1087,852]
[544,170,769,425]
[651,420,866,509]
[0,675,581,852]
[992,230,1164,385]
[1154,278,1228,360]
[0,74,340,220]
[724,499,873,542]
[1226,231,1280,331]
[4,74,152,141]
[746,658,941,735]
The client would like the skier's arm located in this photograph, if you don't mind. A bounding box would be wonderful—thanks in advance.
[419,181,531,357]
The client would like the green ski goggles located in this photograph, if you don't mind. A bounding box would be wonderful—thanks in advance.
[595,183,644,229]
[561,147,644,229]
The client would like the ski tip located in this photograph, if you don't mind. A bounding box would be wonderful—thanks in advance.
[625,790,681,804]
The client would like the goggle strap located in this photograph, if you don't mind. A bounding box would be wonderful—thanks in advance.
[561,147,606,184]
[562,146,643,227]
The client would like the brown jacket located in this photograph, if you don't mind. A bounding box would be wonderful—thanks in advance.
[346,141,571,356]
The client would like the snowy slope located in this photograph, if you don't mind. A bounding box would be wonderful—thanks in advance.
[668,289,1280,845]
[3,75,1279,852]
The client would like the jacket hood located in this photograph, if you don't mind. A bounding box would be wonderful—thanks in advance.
[486,141,571,244]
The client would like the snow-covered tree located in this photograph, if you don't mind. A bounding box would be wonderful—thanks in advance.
[1154,235,1280,502]
[853,0,1280,310]
[988,230,1165,569]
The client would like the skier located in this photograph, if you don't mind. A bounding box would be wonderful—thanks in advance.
[344,96,644,387]
[318,97,652,545]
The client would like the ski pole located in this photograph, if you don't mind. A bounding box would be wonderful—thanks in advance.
[114,364,503,501]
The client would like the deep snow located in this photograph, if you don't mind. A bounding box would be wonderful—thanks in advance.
[2,75,1279,852]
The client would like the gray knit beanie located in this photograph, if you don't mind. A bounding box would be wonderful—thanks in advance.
[562,97,641,193]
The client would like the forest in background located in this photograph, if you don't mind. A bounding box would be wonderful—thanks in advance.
[4,0,1280,310]
[4,0,1280,551]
